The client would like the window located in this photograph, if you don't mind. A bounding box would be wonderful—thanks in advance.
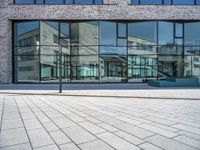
[15,0,103,4]
[13,20,200,83]
[131,0,198,4]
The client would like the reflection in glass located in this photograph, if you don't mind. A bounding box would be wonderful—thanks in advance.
[14,55,39,82]
[173,0,194,4]
[100,55,127,82]
[71,22,99,55]
[13,20,200,83]
[128,55,157,82]
[158,21,174,45]
[41,54,70,82]
[184,56,200,77]
[185,22,200,55]
[140,0,162,4]
[14,21,39,47]
[100,22,116,45]
[128,21,157,55]
[15,0,34,4]
[71,55,99,82]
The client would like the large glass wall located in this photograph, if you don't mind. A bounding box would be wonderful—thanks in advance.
[13,20,200,83]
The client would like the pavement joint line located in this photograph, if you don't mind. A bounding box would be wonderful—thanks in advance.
[25,95,87,150]
[13,96,34,150]
[0,92,200,100]
[47,96,154,145]
[35,95,119,150]
[0,95,5,133]
[21,96,63,150]
[0,142,31,149]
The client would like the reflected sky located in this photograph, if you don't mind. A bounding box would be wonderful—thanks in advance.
[16,21,39,35]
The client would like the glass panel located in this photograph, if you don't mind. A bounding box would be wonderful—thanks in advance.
[100,21,118,54]
[100,55,127,82]
[40,21,59,46]
[131,0,139,4]
[158,55,184,78]
[14,55,39,82]
[66,0,73,4]
[158,21,174,45]
[175,38,183,45]
[15,0,34,4]
[100,21,116,46]
[74,0,93,4]
[175,23,183,37]
[140,0,162,4]
[60,23,70,37]
[118,23,126,38]
[71,21,99,55]
[14,46,39,56]
[128,55,157,82]
[164,0,172,4]
[40,54,70,82]
[45,0,64,4]
[197,0,200,4]
[128,21,157,55]
[185,55,200,78]
[36,0,44,4]
[95,0,103,4]
[173,0,194,4]
[117,39,127,47]
[71,55,99,82]
[185,22,200,55]
[14,21,39,46]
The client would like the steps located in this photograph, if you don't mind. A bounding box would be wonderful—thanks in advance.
[148,78,200,87]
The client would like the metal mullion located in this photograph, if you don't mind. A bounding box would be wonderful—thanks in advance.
[98,21,101,83]
[39,21,41,83]
[69,22,72,83]
[126,22,128,83]
[156,21,159,80]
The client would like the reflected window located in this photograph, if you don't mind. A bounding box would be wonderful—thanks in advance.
[40,21,59,46]
[185,22,200,55]
[128,21,157,54]
[71,21,99,55]
[14,21,39,47]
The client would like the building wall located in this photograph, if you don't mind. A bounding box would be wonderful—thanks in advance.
[1,0,200,83]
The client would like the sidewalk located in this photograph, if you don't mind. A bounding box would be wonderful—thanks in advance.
[0,93,200,150]
[0,84,200,100]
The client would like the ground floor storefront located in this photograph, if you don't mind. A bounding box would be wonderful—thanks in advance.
[13,20,200,83]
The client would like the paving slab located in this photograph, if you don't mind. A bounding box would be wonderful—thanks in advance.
[0,128,29,148]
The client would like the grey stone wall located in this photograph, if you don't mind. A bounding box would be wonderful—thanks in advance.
[1,0,200,83]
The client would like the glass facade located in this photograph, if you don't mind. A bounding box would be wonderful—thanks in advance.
[15,0,103,4]
[131,0,200,4]
[13,21,200,83]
